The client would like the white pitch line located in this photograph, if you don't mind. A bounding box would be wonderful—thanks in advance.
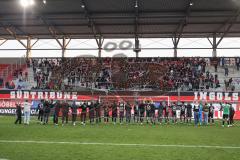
[0,140,240,149]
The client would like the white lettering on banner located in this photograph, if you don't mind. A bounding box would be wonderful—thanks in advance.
[199,92,207,100]
[216,92,223,101]
[49,92,55,99]
[30,92,36,99]
[23,91,29,99]
[0,108,37,115]
[195,92,239,101]
[38,92,44,99]
[209,92,215,101]
[72,92,77,100]
[8,91,80,100]
[233,93,239,101]
[16,91,22,99]
[10,91,15,99]
[44,92,49,100]
[224,93,231,101]
[57,92,62,99]
[64,92,71,100]
[194,92,198,100]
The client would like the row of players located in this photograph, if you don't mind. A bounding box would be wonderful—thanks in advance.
[15,99,235,127]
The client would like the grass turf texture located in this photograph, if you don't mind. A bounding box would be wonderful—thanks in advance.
[0,116,240,160]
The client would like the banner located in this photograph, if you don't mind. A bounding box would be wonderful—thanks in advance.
[0,90,239,119]
[0,90,240,102]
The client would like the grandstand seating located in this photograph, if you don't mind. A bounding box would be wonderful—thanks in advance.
[0,61,28,89]
[1,57,239,91]
[28,57,240,92]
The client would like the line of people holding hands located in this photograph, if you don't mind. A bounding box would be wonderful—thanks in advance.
[15,99,235,127]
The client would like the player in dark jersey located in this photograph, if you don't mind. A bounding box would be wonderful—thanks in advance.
[171,103,177,124]
[53,100,61,125]
[229,103,235,126]
[158,102,164,124]
[208,103,214,124]
[125,102,132,124]
[146,102,151,124]
[88,101,95,124]
[71,101,78,126]
[180,102,186,123]
[112,101,118,125]
[95,101,101,124]
[80,102,87,125]
[104,103,110,123]
[150,102,156,125]
[119,101,125,124]
[43,100,51,125]
[36,99,44,123]
[163,103,169,124]
[186,102,192,124]
[139,101,145,125]
[133,101,139,123]
[62,101,69,126]
[15,102,22,124]
[203,102,209,125]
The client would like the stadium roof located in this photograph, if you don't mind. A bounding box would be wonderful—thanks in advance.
[0,0,240,39]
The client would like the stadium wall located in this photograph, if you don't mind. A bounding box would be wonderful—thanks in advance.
[0,90,240,119]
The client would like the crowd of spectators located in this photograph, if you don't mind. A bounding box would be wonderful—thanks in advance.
[31,58,62,90]
[20,57,240,91]
[0,64,29,90]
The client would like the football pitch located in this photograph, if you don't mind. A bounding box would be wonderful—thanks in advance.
[0,116,240,160]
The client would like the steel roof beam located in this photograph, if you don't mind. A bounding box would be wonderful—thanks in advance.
[81,0,103,57]
[40,16,71,57]
[172,0,193,57]
[215,10,240,47]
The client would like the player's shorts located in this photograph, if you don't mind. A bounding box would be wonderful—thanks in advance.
[134,112,139,116]
[223,114,229,119]
[209,112,213,118]
[187,111,192,117]
[165,112,169,117]
[146,112,151,117]
[119,111,124,118]
[140,112,144,117]
[158,112,163,117]
[172,111,176,117]
[180,111,185,116]
[112,112,118,118]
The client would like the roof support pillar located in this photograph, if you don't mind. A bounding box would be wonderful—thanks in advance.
[207,34,217,57]
[174,47,178,58]
[26,38,38,59]
[212,34,217,57]
[134,37,141,58]
[26,37,31,58]
[61,37,71,58]
[133,0,141,58]
[97,36,104,58]
[172,36,179,57]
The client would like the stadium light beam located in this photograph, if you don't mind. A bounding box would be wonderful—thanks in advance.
[20,0,35,8]
[135,0,138,8]
[43,0,46,4]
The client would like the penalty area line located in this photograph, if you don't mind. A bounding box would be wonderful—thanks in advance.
[0,140,240,149]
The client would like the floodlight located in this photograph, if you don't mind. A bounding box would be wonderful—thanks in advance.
[20,0,35,8]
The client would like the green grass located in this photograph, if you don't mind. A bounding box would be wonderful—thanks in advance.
[0,116,240,160]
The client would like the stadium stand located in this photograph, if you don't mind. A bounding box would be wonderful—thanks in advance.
[2,57,239,92]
